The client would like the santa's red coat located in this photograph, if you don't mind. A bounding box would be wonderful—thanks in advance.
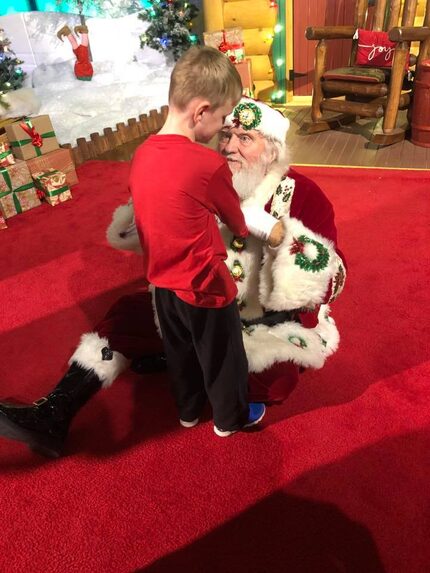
[93,168,345,403]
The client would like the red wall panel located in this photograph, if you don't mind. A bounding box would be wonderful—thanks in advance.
[293,0,356,96]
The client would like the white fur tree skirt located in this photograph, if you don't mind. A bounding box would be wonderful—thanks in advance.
[3,58,171,145]
[0,11,172,145]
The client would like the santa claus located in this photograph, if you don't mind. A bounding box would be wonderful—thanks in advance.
[0,98,346,457]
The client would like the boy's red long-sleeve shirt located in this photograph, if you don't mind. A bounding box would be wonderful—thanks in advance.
[129,134,248,308]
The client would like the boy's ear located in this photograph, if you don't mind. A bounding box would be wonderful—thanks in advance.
[193,100,211,123]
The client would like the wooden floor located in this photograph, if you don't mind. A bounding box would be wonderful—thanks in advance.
[99,106,430,169]
[283,107,430,170]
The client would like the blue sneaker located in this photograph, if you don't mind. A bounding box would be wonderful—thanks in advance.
[214,403,266,437]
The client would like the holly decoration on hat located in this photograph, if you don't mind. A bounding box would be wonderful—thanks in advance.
[233,102,262,130]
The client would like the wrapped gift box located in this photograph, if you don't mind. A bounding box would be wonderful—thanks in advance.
[0,160,41,219]
[0,133,15,169]
[0,141,15,169]
[0,213,7,230]
[235,59,254,97]
[5,115,59,161]
[203,28,245,63]
[33,168,72,206]
[26,147,78,187]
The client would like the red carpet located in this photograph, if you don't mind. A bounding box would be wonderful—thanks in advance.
[0,161,429,573]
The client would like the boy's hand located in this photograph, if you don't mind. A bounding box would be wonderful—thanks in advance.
[267,221,284,248]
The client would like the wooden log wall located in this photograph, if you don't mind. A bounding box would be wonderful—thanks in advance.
[61,106,169,166]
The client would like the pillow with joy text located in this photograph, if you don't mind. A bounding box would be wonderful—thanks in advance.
[355,29,409,69]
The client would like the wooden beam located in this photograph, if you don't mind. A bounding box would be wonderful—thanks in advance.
[355,0,369,28]
[401,0,418,26]
[311,40,327,122]
[321,98,385,117]
[305,26,356,40]
[322,80,388,97]
[383,41,409,132]
[387,0,402,30]
[374,0,388,30]
[202,0,223,33]
[389,26,430,42]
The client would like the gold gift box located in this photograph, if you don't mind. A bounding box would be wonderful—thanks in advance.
[5,115,59,161]
[33,168,72,207]
[0,159,41,219]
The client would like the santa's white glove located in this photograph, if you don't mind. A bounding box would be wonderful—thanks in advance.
[242,205,280,242]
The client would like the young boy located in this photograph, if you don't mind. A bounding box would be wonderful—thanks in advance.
[129,46,266,436]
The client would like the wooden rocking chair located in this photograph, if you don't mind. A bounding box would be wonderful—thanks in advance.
[305,0,430,145]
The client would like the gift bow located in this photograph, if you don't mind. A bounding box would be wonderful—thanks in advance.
[218,30,243,62]
[19,120,43,148]
[10,118,56,157]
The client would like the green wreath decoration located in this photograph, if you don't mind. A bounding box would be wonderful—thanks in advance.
[233,102,262,130]
[294,235,330,273]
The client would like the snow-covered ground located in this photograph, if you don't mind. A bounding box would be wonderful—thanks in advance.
[1,11,172,145]
[32,57,171,144]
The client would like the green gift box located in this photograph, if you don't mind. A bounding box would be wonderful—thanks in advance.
[0,160,41,219]
[5,115,59,161]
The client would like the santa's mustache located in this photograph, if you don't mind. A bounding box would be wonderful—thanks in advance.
[222,152,246,165]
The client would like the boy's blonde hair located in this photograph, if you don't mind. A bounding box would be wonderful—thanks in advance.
[169,46,243,110]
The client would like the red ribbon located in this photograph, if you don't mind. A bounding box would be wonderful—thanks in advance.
[218,30,242,63]
[19,121,43,148]
[290,238,305,255]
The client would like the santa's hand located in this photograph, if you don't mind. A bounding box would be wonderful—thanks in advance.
[267,220,285,248]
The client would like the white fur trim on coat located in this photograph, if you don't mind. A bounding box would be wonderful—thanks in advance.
[106,202,142,253]
[259,217,340,311]
[69,333,130,388]
[243,305,339,373]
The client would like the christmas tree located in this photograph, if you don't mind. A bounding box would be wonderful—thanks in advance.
[0,29,26,111]
[139,0,199,62]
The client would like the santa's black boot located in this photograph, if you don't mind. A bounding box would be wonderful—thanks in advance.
[0,363,103,458]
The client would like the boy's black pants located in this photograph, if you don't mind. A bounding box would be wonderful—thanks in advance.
[154,287,249,431]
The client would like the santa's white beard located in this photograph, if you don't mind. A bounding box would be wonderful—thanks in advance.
[232,162,268,202]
